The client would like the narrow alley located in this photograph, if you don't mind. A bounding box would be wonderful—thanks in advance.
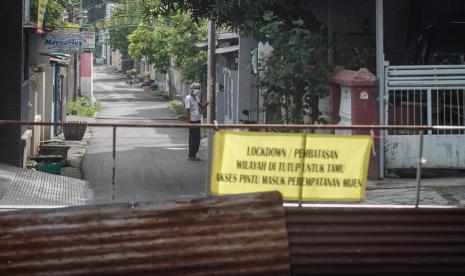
[82,67,206,203]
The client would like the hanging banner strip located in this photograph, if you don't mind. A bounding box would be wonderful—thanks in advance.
[211,131,372,202]
[37,0,48,34]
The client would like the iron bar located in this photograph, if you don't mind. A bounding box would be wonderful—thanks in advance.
[462,90,465,130]
[457,89,460,133]
[376,0,385,179]
[415,130,424,208]
[420,89,423,126]
[442,89,446,135]
[112,126,116,202]
[298,135,307,207]
[205,128,214,197]
[413,89,416,127]
[3,120,465,131]
[427,89,432,135]
[450,90,453,134]
[434,90,439,134]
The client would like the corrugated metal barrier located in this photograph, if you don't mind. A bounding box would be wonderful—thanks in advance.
[0,192,290,275]
[286,206,465,275]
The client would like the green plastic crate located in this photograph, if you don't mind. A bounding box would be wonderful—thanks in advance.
[35,162,63,175]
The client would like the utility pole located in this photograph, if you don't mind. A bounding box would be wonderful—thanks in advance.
[205,19,216,197]
[206,20,216,123]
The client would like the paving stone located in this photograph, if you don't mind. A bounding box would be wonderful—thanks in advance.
[363,187,449,206]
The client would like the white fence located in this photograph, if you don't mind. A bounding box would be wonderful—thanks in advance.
[385,65,465,169]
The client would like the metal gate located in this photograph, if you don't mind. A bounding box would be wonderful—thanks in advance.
[385,65,465,169]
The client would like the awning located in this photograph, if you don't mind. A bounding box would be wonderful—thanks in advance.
[216,45,239,55]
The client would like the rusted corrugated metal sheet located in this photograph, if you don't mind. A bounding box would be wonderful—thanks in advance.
[0,192,290,275]
[286,206,465,275]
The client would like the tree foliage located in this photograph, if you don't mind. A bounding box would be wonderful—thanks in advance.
[128,11,208,84]
[144,0,330,124]
[259,15,329,123]
[107,1,141,59]
[30,0,80,26]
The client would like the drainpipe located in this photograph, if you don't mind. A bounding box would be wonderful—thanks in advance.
[376,0,385,178]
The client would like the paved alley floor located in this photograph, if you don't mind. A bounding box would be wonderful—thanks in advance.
[82,67,206,204]
[365,177,465,206]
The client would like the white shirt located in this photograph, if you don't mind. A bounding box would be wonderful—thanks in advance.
[185,94,202,121]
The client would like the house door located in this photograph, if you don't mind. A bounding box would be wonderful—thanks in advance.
[223,68,238,123]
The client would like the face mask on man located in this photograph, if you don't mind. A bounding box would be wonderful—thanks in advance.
[193,89,201,98]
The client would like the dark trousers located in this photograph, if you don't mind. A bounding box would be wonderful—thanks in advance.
[188,120,201,157]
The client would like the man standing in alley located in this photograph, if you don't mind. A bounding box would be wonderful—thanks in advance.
[185,82,208,161]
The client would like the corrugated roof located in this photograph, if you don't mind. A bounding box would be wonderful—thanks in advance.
[286,206,465,275]
[217,32,239,41]
[0,192,290,275]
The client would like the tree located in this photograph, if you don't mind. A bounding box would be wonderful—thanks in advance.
[30,0,64,26]
[56,0,80,22]
[144,0,330,124]
[107,1,141,59]
[128,11,208,85]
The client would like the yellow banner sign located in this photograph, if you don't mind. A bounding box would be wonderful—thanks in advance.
[37,0,48,33]
[210,131,373,202]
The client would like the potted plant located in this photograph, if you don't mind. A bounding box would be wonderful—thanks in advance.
[63,121,87,140]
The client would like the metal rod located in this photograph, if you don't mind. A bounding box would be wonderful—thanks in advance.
[298,133,307,207]
[444,89,446,130]
[413,89,416,127]
[461,90,465,134]
[436,90,439,134]
[415,130,424,208]
[4,120,465,131]
[205,129,214,197]
[427,89,432,135]
[112,126,116,202]
[457,89,460,133]
[376,0,385,179]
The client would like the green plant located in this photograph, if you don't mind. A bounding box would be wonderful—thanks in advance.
[258,16,329,124]
[107,1,141,59]
[168,100,186,119]
[27,160,37,170]
[128,11,208,85]
[125,69,137,77]
[67,97,102,117]
[152,89,166,99]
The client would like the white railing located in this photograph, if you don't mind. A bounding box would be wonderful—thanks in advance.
[385,65,465,135]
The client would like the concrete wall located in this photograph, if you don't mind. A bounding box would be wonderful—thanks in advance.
[167,60,184,100]
[80,52,94,100]
[149,66,169,94]
[111,50,123,71]
[29,33,53,140]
